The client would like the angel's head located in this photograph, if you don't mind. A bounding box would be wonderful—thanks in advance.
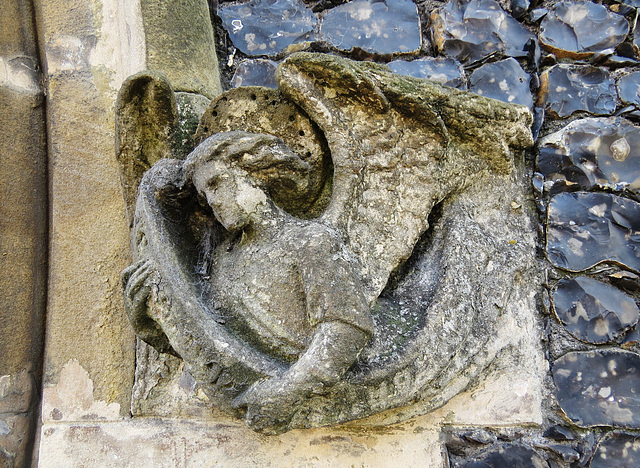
[184,131,311,231]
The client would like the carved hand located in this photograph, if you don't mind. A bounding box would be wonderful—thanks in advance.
[232,321,370,434]
[122,259,154,319]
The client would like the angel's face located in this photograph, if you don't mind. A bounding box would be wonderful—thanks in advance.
[192,161,268,232]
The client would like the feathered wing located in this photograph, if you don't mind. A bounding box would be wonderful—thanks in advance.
[276,53,533,302]
[116,71,179,224]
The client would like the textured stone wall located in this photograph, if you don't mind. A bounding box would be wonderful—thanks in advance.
[0,1,47,466]
[30,0,220,466]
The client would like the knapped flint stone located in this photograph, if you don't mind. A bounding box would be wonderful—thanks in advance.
[622,326,640,350]
[539,1,629,59]
[431,0,535,63]
[1,11,46,465]
[618,0,640,7]
[529,8,549,23]
[544,444,580,463]
[469,58,533,108]
[219,0,316,56]
[617,71,640,108]
[554,350,640,429]
[388,57,466,89]
[543,425,575,441]
[320,0,420,54]
[510,0,530,19]
[552,277,640,344]
[539,65,617,118]
[591,432,640,468]
[231,59,278,89]
[537,117,640,192]
[547,192,640,273]
[460,444,549,468]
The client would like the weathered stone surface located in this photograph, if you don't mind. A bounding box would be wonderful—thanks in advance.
[469,58,533,108]
[175,92,211,159]
[121,52,538,433]
[320,0,421,54]
[38,417,446,467]
[591,432,640,467]
[35,0,140,418]
[140,0,221,97]
[388,57,466,89]
[0,370,35,467]
[539,1,629,59]
[537,117,640,192]
[431,0,535,63]
[116,71,179,222]
[552,277,639,344]
[0,67,46,378]
[1,2,47,466]
[39,353,548,468]
[194,86,331,218]
[547,192,640,273]
[219,0,316,56]
[539,65,617,118]
[42,360,122,423]
[553,350,640,428]
[0,413,30,468]
[510,0,530,19]
[231,59,279,88]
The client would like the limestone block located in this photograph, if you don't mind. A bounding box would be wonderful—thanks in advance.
[33,0,139,414]
[38,417,445,467]
[0,1,47,466]
[0,72,46,379]
[140,0,221,98]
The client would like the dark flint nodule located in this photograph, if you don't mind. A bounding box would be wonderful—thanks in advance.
[320,0,421,54]
[537,118,640,192]
[552,277,639,344]
[591,432,640,468]
[469,58,532,108]
[388,57,466,89]
[460,444,549,468]
[430,0,534,63]
[539,65,617,118]
[539,1,629,58]
[231,59,278,89]
[219,0,316,56]
[553,350,640,428]
[547,192,640,273]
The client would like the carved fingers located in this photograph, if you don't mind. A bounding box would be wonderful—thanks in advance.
[122,259,155,323]
[231,377,303,434]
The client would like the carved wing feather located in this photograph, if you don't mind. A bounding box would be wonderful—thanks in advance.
[276,53,533,302]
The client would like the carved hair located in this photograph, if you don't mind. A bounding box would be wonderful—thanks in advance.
[183,131,311,199]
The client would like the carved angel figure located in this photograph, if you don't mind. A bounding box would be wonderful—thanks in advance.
[118,52,535,433]
[124,131,372,431]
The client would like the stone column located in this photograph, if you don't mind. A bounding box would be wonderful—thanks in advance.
[0,2,47,466]
[33,0,220,464]
[32,0,142,428]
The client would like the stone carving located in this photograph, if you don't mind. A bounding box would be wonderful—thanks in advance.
[119,52,535,433]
